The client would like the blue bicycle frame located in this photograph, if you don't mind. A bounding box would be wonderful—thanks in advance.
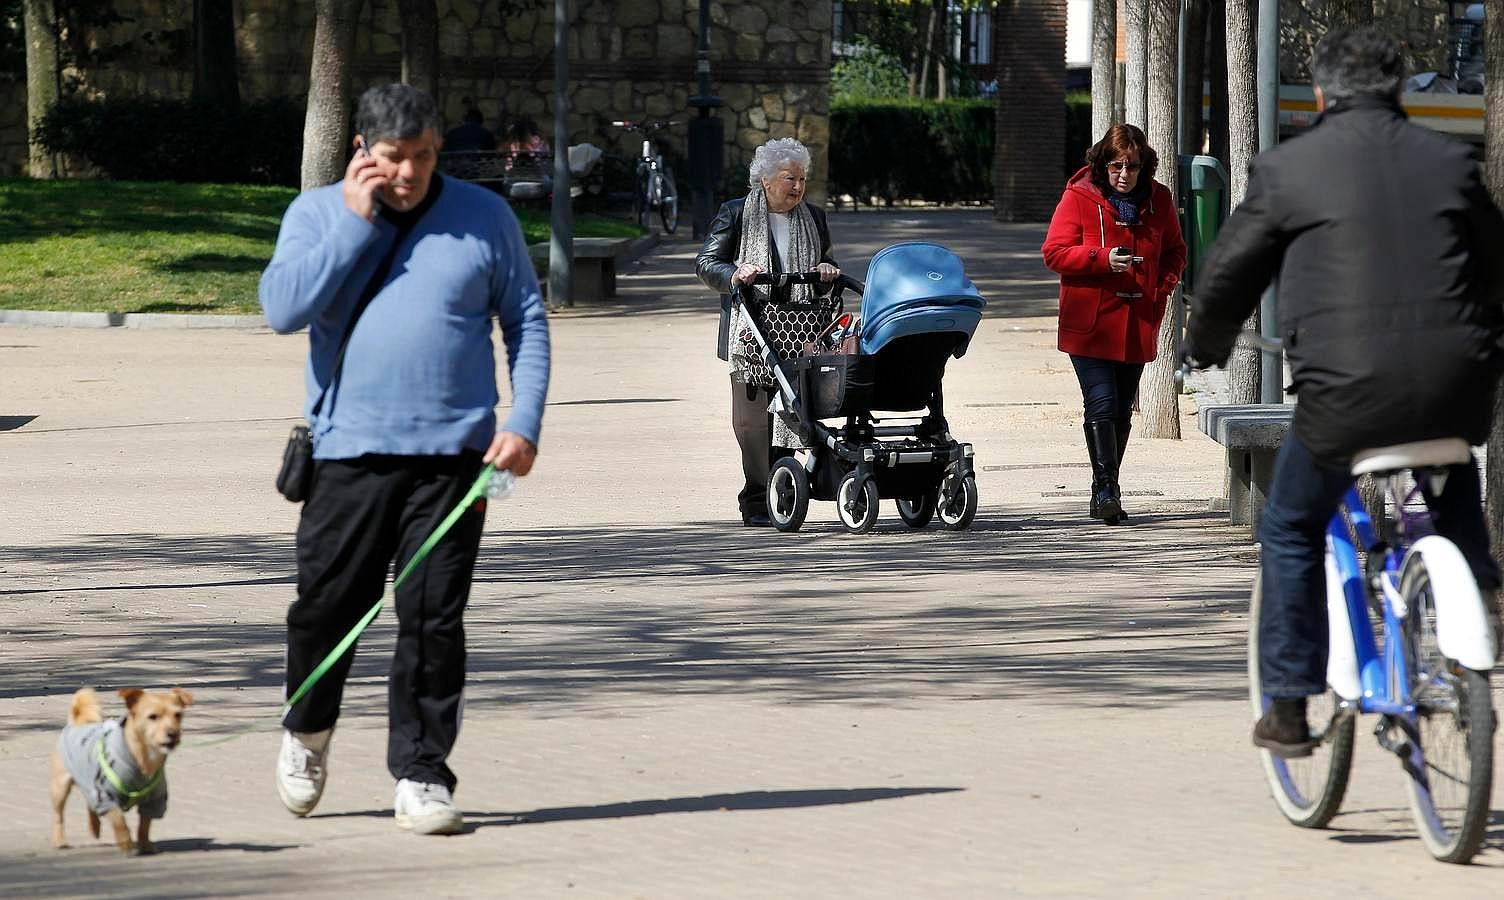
[1326,485,1416,717]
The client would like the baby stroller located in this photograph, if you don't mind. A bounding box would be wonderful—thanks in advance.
[734,242,985,534]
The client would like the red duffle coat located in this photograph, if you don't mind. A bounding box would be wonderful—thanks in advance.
[1041,167,1188,363]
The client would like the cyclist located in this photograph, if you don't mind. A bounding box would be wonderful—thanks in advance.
[1184,27,1504,757]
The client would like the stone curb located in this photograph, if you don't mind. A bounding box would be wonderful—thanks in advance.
[1,234,662,330]
[0,309,271,330]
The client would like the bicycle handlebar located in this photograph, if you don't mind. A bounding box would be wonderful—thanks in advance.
[1174,331,1285,387]
[609,119,683,132]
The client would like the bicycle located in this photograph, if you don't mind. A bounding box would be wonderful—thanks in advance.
[609,119,681,234]
[1186,335,1498,863]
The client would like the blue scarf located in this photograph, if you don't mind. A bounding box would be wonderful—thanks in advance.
[1107,191,1141,225]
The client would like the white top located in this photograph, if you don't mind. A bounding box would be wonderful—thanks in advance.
[769,211,790,267]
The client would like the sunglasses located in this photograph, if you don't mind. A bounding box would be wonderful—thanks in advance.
[1107,161,1144,174]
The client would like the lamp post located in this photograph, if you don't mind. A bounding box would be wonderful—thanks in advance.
[688,1,723,240]
[548,0,572,307]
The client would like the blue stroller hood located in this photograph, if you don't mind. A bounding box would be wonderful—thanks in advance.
[859,242,986,356]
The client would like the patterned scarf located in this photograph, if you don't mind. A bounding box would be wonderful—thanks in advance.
[729,185,829,386]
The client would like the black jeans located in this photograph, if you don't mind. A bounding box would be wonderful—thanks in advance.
[1068,355,1144,422]
[1258,433,1498,698]
[731,379,784,517]
[284,452,487,792]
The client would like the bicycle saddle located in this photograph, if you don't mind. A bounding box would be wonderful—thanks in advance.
[1350,437,1472,477]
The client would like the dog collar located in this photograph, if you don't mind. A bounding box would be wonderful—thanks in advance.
[96,737,163,811]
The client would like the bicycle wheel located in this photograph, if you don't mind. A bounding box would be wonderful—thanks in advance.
[632,169,652,230]
[1248,571,1356,828]
[1399,549,1494,864]
[658,168,680,234]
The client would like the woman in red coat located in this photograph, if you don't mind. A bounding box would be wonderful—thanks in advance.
[1042,124,1187,525]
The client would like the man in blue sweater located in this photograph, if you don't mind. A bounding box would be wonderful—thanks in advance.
[260,84,550,835]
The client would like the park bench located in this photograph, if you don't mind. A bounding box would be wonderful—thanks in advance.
[438,150,552,201]
[527,237,632,304]
[1197,403,1295,534]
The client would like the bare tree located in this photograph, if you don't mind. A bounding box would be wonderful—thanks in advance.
[1139,0,1180,439]
[22,0,58,179]
[1124,0,1148,129]
[1484,0,1504,567]
[397,0,439,101]
[1207,0,1230,167]
[193,0,241,112]
[1223,0,1260,405]
[301,0,365,191]
[1092,0,1118,140]
[1180,0,1207,155]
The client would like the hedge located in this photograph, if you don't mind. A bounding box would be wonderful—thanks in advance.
[34,96,306,186]
[829,93,1095,205]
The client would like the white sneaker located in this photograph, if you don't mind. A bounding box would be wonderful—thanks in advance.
[394,778,463,835]
[275,728,332,817]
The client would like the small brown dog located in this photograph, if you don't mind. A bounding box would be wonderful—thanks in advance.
[49,687,193,855]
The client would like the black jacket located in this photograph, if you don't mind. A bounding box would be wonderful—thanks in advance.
[695,198,837,303]
[1190,96,1504,462]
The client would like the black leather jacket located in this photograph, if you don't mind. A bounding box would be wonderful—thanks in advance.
[695,198,838,303]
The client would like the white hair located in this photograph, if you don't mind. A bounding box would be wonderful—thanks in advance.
[748,138,811,188]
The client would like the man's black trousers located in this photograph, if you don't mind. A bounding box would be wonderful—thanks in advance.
[283,452,486,792]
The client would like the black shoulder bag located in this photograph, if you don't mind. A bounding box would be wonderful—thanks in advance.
[276,220,416,502]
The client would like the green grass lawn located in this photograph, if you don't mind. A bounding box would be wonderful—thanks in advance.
[0,180,642,315]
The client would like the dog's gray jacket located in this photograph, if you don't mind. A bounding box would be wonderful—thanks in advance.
[57,719,168,817]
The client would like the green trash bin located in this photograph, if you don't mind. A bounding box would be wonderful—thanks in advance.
[1176,154,1230,292]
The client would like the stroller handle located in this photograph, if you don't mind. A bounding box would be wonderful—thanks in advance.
[745,272,866,294]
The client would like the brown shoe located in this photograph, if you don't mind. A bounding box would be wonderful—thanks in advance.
[1252,697,1319,758]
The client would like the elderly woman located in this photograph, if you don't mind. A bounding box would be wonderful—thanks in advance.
[1042,124,1187,525]
[696,138,841,526]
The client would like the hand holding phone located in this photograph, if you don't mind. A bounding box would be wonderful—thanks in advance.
[1109,246,1133,273]
[343,135,386,221]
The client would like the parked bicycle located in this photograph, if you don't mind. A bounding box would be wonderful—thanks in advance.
[609,119,681,234]
[1185,334,1497,864]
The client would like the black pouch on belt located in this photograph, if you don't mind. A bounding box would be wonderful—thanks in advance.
[276,425,314,502]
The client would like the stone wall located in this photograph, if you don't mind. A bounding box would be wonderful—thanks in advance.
[3,0,833,199]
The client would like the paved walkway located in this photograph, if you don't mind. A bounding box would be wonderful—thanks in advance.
[1,210,1499,897]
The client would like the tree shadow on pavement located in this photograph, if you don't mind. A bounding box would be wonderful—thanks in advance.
[2,510,1256,738]
[316,786,962,832]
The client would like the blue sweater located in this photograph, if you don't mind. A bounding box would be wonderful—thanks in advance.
[260,176,550,459]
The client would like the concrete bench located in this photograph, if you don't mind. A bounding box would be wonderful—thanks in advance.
[1198,403,1295,533]
[527,237,632,304]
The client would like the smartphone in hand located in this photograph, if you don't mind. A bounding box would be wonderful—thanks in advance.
[356,136,381,212]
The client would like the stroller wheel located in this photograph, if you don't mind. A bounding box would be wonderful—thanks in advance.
[837,472,880,534]
[767,457,810,532]
[938,464,979,531]
[895,492,937,529]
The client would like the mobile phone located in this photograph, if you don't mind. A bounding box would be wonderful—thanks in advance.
[357,136,370,157]
[1131,255,1144,265]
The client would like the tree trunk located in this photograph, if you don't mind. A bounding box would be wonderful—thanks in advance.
[936,0,948,101]
[1180,0,1207,155]
[397,0,439,102]
[1484,0,1504,568]
[301,0,364,191]
[1207,0,1230,169]
[918,1,938,99]
[193,0,241,112]
[1124,0,1148,129]
[1139,0,1180,439]
[22,0,58,179]
[1224,0,1260,404]
[1091,0,1118,140]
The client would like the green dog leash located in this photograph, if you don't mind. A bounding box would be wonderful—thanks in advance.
[279,464,504,722]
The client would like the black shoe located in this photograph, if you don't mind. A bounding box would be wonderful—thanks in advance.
[1252,697,1318,758]
[742,513,771,527]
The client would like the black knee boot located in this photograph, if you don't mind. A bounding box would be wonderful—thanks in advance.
[1084,420,1123,525]
[1115,416,1132,521]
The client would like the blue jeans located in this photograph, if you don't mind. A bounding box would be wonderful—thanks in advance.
[1257,433,1498,698]
[1069,355,1144,422]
